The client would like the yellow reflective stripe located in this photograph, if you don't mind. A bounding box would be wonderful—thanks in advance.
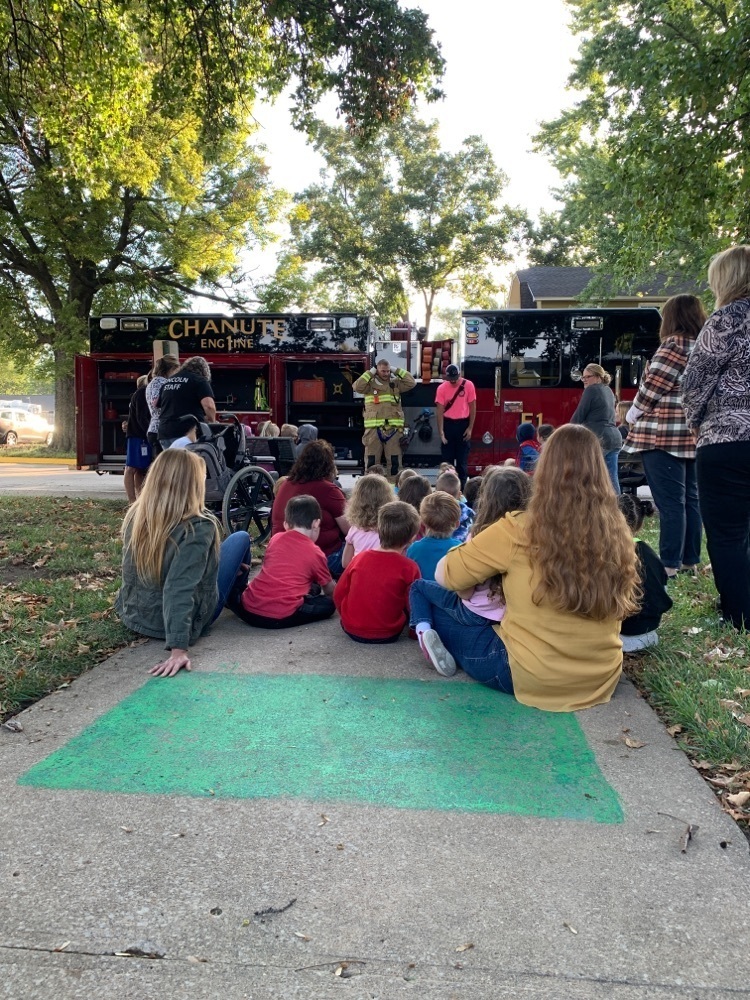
[364,418,405,428]
[367,394,398,403]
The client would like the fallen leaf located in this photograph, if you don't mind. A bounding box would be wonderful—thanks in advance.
[666,724,683,736]
[734,688,750,698]
[120,826,133,833]
[692,759,713,770]
[563,922,578,934]
[455,943,474,952]
[682,626,703,635]
[2,719,23,732]
[187,955,208,964]
[294,932,311,941]
[209,907,222,916]
[336,843,344,851]
[53,941,70,952]
[719,699,743,712]
[727,791,750,808]
[704,646,735,662]
[624,737,646,749]
[318,814,329,826]
[735,714,750,728]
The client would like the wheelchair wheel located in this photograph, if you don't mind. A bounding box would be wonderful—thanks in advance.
[222,464,275,541]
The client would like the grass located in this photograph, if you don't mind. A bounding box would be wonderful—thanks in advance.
[0,443,75,459]
[626,518,750,829]
[0,497,133,719]
[1,496,747,830]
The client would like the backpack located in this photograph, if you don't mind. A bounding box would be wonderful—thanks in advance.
[186,438,232,503]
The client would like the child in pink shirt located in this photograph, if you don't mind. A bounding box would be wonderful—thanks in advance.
[341,474,394,569]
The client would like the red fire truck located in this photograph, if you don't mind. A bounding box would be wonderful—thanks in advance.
[76,313,375,472]
[76,307,660,476]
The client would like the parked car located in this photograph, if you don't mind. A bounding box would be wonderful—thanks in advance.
[0,408,54,445]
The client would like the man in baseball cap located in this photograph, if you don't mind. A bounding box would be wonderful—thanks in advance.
[435,363,476,488]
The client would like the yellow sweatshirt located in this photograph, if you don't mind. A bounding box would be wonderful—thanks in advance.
[441,511,622,712]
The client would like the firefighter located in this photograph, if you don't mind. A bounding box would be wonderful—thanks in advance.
[353,358,416,479]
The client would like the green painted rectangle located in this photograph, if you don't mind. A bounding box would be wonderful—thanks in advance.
[19,674,622,822]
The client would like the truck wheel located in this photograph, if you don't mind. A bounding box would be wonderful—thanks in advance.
[222,465,275,541]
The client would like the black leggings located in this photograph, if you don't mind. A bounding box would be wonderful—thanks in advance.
[229,593,335,629]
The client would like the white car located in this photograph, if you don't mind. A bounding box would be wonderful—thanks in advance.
[0,408,54,445]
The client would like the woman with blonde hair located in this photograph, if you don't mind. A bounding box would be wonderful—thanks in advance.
[424,425,639,711]
[116,449,251,677]
[683,246,750,628]
[259,421,280,438]
[570,362,622,493]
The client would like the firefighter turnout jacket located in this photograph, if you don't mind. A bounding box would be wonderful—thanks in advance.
[353,367,416,429]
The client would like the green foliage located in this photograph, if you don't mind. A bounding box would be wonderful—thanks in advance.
[520,209,594,268]
[0,1,444,448]
[261,114,519,331]
[536,0,750,292]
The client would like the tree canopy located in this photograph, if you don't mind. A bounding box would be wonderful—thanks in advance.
[535,0,750,296]
[260,115,520,331]
[0,0,444,446]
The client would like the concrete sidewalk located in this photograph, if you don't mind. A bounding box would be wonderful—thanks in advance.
[1,613,748,1000]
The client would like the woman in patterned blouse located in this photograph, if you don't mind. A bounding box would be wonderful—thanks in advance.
[624,295,706,578]
[683,247,750,629]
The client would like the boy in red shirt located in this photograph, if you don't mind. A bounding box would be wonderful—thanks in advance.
[335,500,420,643]
[230,495,335,629]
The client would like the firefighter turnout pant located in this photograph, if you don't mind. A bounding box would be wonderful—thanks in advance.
[363,425,403,479]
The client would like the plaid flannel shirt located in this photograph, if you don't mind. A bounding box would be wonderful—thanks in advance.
[623,336,696,459]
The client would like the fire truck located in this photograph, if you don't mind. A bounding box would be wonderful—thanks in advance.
[76,313,376,472]
[458,308,662,471]
[75,307,660,475]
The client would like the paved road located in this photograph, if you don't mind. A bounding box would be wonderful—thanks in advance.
[0,462,126,497]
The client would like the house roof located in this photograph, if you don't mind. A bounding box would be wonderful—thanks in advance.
[514,267,701,306]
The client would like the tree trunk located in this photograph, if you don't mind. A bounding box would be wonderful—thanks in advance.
[53,352,76,453]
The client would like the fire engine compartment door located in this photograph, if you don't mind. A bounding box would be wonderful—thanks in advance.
[75,354,100,468]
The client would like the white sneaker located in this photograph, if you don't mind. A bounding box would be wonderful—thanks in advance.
[620,631,659,653]
[420,629,457,677]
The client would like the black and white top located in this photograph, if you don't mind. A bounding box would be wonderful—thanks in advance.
[683,298,750,448]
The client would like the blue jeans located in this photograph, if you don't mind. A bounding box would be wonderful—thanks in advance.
[604,449,621,495]
[641,449,701,569]
[327,543,345,580]
[409,580,514,694]
[212,530,251,623]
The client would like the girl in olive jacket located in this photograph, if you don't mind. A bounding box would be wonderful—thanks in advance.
[116,449,250,677]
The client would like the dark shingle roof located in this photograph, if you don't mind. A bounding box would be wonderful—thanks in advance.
[515,267,701,302]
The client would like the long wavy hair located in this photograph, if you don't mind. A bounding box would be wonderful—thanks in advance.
[288,439,336,483]
[121,449,221,584]
[472,467,533,599]
[346,474,394,530]
[659,294,706,342]
[525,425,640,620]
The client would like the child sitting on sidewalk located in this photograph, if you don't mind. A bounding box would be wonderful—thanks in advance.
[407,491,462,581]
[410,467,532,675]
[230,495,336,629]
[335,500,420,643]
[618,494,672,652]
[341,474,394,569]
[434,469,474,542]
